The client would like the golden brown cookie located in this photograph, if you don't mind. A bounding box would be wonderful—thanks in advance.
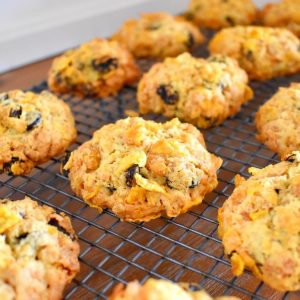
[209,26,300,80]
[261,0,300,37]
[109,278,240,300]
[186,0,257,29]
[218,152,300,291]
[137,53,253,128]
[64,117,222,222]
[256,83,300,159]
[0,90,77,175]
[48,38,140,97]
[0,197,80,300]
[112,12,204,59]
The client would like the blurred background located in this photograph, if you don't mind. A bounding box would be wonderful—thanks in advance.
[0,0,278,73]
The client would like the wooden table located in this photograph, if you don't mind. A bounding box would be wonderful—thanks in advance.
[0,57,54,92]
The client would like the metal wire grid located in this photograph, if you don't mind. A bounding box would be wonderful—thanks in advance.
[1,43,300,300]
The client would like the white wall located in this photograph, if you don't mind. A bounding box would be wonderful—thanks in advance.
[0,0,278,73]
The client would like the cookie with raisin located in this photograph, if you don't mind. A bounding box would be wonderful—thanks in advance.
[0,90,76,175]
[109,278,240,300]
[218,152,300,291]
[186,0,257,29]
[48,38,140,97]
[209,26,300,80]
[0,197,80,300]
[256,83,300,159]
[261,0,300,38]
[112,12,204,59]
[63,117,222,222]
[137,53,253,128]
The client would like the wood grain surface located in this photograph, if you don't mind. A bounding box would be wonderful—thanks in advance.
[0,57,53,92]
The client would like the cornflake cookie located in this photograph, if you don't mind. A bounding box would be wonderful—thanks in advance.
[186,0,257,29]
[218,151,300,291]
[256,83,300,159]
[261,0,300,37]
[48,38,140,97]
[0,197,80,300]
[209,26,300,80]
[112,12,204,59]
[109,279,240,300]
[64,117,222,222]
[138,53,253,128]
[0,90,77,175]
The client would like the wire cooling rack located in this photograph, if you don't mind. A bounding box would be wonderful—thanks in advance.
[1,33,300,300]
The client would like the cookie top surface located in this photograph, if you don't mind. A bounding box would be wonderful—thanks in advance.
[0,90,77,175]
[109,279,240,300]
[112,12,204,58]
[218,152,300,291]
[138,53,253,128]
[209,26,300,80]
[256,83,300,159]
[0,197,80,300]
[186,0,257,29]
[64,117,222,222]
[48,38,140,97]
[261,0,300,37]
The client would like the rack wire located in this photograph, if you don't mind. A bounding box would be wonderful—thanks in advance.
[1,33,300,300]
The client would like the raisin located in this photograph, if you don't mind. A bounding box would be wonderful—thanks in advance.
[91,58,118,73]
[203,116,218,127]
[184,12,194,21]
[125,164,140,187]
[157,84,179,105]
[286,154,296,163]
[48,218,75,240]
[218,81,226,92]
[186,32,195,48]
[245,50,254,61]
[166,178,174,189]
[19,212,26,218]
[26,112,42,131]
[189,180,199,188]
[16,232,29,242]
[225,16,235,26]
[3,157,23,175]
[60,151,71,177]
[9,105,22,118]
[275,188,280,194]
[228,251,237,259]
[0,94,9,102]
[107,184,117,194]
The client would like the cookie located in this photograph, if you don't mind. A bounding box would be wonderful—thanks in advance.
[48,38,140,97]
[218,152,300,291]
[112,12,204,59]
[209,26,300,80]
[256,83,300,159]
[137,53,253,128]
[0,197,80,299]
[261,0,300,38]
[0,90,77,175]
[186,0,257,29]
[64,117,222,222]
[109,278,240,300]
